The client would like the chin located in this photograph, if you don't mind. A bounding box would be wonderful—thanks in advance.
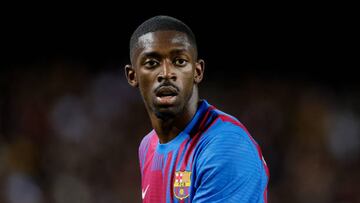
[153,104,183,120]
[155,110,176,120]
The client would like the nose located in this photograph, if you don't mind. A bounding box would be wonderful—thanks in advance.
[157,60,177,82]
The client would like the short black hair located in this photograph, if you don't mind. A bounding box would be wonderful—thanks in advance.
[129,15,197,60]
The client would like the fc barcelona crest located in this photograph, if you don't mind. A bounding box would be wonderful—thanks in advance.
[174,171,191,200]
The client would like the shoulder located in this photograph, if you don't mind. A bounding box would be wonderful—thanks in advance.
[140,130,156,146]
[191,115,268,201]
[198,109,258,156]
[138,130,158,171]
[194,110,263,173]
[197,124,261,166]
[139,130,157,156]
[190,106,269,202]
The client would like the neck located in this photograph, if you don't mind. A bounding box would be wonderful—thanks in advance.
[150,88,199,144]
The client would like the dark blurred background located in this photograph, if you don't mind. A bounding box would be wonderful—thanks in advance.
[0,4,359,203]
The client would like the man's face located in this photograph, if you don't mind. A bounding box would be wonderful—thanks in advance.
[126,30,203,119]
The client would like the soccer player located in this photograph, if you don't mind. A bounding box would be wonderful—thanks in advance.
[125,15,269,203]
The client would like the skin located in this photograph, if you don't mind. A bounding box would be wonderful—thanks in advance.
[125,30,205,143]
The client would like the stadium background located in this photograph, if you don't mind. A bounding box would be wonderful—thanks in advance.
[0,4,358,203]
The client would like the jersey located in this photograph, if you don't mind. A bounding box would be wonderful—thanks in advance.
[139,100,269,203]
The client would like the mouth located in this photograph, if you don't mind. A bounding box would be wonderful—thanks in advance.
[155,86,179,105]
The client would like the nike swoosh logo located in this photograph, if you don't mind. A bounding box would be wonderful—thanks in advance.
[142,184,150,199]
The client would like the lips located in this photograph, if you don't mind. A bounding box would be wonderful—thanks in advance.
[155,86,178,97]
[154,85,179,105]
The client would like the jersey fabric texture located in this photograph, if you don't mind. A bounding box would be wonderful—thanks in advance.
[139,100,269,203]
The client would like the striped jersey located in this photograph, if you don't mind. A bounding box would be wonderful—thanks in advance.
[139,100,269,203]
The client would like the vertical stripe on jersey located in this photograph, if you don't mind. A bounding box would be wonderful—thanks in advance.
[181,106,215,170]
[163,152,173,203]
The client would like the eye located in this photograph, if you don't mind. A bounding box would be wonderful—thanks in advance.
[144,59,159,69]
[173,58,188,67]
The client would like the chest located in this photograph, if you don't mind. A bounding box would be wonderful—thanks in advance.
[141,139,199,202]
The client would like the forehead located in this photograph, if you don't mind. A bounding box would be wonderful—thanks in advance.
[132,30,194,60]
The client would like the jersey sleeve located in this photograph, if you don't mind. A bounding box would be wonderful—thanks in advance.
[192,130,268,203]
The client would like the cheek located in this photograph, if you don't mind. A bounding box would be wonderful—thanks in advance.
[138,70,151,84]
[180,71,195,92]
[138,72,156,97]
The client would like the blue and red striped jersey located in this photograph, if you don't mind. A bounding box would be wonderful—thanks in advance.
[139,100,269,203]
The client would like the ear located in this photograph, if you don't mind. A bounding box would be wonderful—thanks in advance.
[194,59,205,84]
[125,64,138,87]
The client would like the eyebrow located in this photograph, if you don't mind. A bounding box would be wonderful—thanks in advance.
[140,48,190,59]
[140,51,162,60]
[169,48,189,56]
